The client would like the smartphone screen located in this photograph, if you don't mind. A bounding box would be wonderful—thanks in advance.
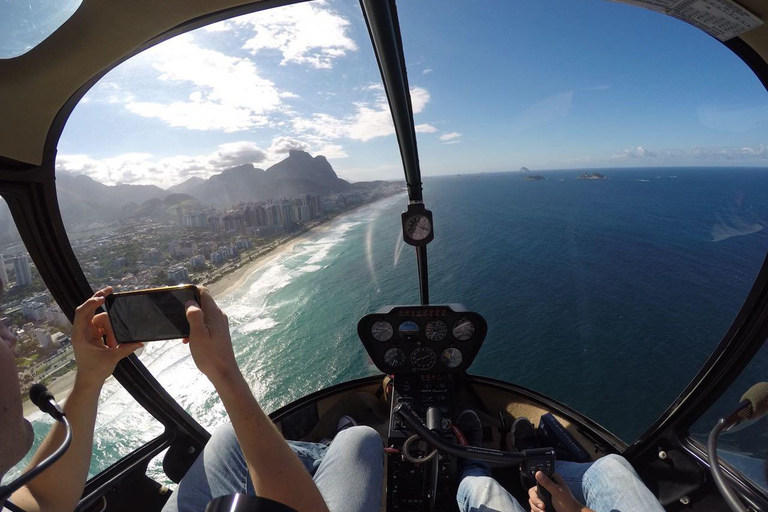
[105,286,199,342]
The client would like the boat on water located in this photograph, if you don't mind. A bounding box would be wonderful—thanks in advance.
[1,0,767,511]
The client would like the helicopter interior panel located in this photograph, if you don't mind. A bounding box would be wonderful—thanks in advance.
[357,304,487,375]
[358,306,496,511]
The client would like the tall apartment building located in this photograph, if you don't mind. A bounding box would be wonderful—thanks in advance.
[0,254,8,287]
[13,255,32,286]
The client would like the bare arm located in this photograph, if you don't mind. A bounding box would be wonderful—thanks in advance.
[11,288,141,512]
[184,287,330,512]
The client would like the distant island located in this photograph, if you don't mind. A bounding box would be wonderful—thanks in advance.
[579,172,606,180]
[519,167,531,172]
[524,175,545,181]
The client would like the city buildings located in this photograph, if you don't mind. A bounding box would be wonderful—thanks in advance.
[33,328,53,348]
[167,266,190,283]
[13,254,32,286]
[0,254,8,287]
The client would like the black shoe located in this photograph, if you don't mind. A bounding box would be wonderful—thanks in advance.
[512,417,538,451]
[456,409,483,447]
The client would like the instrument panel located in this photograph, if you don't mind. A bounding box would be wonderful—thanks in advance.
[358,304,487,374]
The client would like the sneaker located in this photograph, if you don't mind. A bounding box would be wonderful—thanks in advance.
[455,409,483,447]
[512,417,538,451]
[337,415,358,433]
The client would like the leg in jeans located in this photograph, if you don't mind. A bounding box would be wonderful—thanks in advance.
[457,455,663,512]
[556,454,665,512]
[456,460,525,512]
[313,426,384,512]
[163,423,383,512]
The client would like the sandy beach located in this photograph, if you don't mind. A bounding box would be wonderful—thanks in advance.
[206,222,332,299]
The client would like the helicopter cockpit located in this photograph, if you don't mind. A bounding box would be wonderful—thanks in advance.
[1,0,768,511]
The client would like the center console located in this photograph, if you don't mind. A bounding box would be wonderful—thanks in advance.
[387,374,457,512]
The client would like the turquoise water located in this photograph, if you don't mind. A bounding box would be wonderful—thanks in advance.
[8,167,768,484]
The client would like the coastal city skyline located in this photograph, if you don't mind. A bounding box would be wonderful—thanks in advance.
[3,175,401,397]
[51,0,768,189]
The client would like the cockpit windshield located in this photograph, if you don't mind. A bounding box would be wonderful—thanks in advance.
[28,0,768,487]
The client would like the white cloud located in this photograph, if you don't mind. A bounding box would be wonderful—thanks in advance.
[123,35,290,132]
[618,146,656,158]
[442,140,461,145]
[291,87,431,142]
[415,124,438,133]
[440,132,461,141]
[268,136,310,156]
[223,1,357,69]
[422,68,432,75]
[316,144,349,159]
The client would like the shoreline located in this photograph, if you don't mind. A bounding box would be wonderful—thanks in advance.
[22,194,400,417]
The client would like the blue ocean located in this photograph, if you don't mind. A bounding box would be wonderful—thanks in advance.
[8,166,768,484]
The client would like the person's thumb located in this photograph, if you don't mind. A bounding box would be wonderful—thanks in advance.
[535,471,560,494]
[115,342,143,359]
[185,300,207,339]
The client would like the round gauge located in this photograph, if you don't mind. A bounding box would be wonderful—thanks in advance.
[452,318,475,341]
[371,320,393,342]
[398,320,420,339]
[441,348,463,369]
[425,320,448,342]
[384,348,406,369]
[404,214,432,241]
[410,347,436,371]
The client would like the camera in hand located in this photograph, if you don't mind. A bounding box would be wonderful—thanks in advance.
[105,285,200,342]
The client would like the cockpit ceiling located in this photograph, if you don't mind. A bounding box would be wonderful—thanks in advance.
[0,0,766,167]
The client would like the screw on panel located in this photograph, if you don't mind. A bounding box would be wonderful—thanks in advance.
[188,446,196,455]
[680,496,690,505]
[658,450,668,460]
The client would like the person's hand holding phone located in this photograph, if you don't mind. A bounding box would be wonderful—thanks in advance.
[73,286,143,388]
[184,286,240,385]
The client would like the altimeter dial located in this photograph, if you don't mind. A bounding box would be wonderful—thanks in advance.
[441,348,463,369]
[425,320,448,341]
[371,320,393,342]
[410,347,436,371]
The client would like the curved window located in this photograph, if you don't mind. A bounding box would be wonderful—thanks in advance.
[55,0,768,454]
[396,0,768,442]
[0,0,83,59]
[55,0,406,437]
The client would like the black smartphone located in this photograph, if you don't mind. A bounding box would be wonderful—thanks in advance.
[105,285,200,342]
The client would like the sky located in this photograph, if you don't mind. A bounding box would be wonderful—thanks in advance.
[48,0,768,188]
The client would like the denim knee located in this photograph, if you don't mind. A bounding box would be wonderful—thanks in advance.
[206,422,240,454]
[584,454,637,485]
[334,426,383,458]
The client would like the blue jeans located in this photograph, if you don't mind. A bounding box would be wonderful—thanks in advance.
[162,423,383,512]
[457,454,665,512]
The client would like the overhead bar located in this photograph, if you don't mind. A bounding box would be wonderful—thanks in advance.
[359,0,423,203]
